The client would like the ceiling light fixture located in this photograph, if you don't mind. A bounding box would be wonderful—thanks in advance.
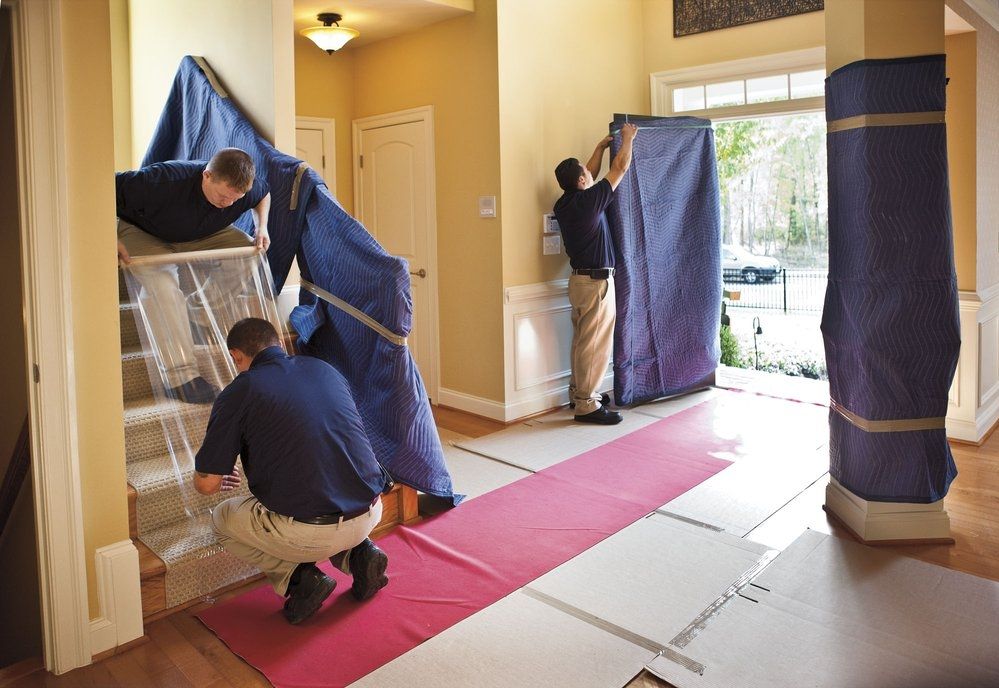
[302,12,359,54]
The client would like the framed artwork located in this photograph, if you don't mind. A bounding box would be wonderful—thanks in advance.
[674,0,824,37]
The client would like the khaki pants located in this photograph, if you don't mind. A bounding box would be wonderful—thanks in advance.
[211,495,383,596]
[118,219,253,388]
[568,274,615,415]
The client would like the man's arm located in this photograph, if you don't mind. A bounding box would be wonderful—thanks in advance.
[585,136,612,179]
[252,192,271,251]
[603,123,638,191]
[193,387,243,495]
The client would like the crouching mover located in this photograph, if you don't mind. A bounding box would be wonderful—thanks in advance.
[193,318,392,624]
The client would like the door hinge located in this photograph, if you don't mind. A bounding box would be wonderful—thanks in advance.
[322,155,326,169]
[33,364,40,383]
[359,154,364,168]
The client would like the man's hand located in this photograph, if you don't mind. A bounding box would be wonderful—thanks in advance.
[117,240,131,264]
[220,466,241,492]
[596,135,613,150]
[255,227,270,252]
[620,123,638,142]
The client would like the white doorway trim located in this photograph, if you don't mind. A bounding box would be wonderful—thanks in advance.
[352,105,440,404]
[295,115,335,187]
[10,0,92,674]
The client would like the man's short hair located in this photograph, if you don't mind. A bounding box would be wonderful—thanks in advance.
[227,318,281,358]
[554,158,584,192]
[207,148,256,192]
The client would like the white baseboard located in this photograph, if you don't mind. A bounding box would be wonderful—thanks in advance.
[825,478,951,542]
[90,540,143,657]
[439,372,615,423]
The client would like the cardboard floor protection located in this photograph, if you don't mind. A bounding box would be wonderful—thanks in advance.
[441,443,531,501]
[350,590,655,688]
[656,392,829,535]
[527,513,772,649]
[647,530,999,688]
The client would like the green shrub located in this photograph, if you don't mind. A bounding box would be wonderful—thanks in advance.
[738,341,828,380]
[719,324,741,367]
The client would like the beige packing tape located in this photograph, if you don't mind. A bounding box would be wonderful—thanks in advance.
[830,398,945,432]
[191,56,228,98]
[290,162,309,210]
[827,111,945,133]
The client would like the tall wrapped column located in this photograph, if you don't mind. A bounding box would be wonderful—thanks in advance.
[822,55,960,505]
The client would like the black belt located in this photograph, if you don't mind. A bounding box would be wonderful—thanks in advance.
[295,498,378,525]
[572,267,614,279]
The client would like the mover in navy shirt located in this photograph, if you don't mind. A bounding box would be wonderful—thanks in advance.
[553,123,637,426]
[194,318,391,624]
[116,148,271,404]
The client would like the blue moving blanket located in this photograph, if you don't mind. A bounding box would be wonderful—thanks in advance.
[606,114,721,406]
[144,56,460,502]
[822,55,959,503]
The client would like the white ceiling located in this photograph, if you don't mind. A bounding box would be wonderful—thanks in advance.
[294,0,474,50]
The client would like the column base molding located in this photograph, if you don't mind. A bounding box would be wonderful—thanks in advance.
[824,478,954,545]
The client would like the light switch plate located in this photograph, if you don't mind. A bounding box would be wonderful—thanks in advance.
[543,234,562,255]
[479,196,496,218]
[543,213,560,234]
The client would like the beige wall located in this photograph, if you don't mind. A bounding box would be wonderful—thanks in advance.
[60,0,130,619]
[350,1,504,401]
[643,0,824,74]
[0,5,40,665]
[497,0,646,288]
[109,0,131,170]
[947,31,977,291]
[826,0,944,72]
[128,0,296,164]
[294,34,356,212]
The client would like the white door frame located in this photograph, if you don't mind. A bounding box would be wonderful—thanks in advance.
[295,115,335,188]
[10,0,92,673]
[352,106,440,404]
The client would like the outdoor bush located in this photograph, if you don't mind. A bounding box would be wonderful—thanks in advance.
[737,340,827,380]
[719,324,740,367]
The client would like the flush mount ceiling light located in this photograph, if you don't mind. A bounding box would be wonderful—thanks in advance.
[302,12,359,54]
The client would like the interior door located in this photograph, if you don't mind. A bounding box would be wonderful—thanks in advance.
[357,119,434,398]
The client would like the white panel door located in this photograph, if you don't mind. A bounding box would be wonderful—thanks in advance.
[357,119,435,398]
[295,127,325,177]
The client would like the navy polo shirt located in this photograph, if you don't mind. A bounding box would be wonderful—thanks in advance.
[195,347,389,519]
[115,160,269,243]
[553,178,616,270]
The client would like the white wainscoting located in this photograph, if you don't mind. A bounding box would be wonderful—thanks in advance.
[946,288,999,442]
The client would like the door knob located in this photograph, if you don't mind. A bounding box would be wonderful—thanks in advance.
[410,268,427,279]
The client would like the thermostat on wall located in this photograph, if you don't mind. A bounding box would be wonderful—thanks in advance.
[479,196,496,218]
[543,213,560,234]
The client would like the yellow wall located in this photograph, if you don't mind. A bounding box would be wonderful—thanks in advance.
[60,0,130,619]
[826,0,944,72]
[947,31,977,291]
[109,0,131,170]
[642,0,825,74]
[351,1,504,401]
[497,0,646,288]
[294,34,356,212]
[128,0,296,164]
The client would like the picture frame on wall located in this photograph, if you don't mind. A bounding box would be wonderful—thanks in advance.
[674,0,824,38]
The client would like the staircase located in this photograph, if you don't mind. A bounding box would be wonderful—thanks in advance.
[120,275,419,619]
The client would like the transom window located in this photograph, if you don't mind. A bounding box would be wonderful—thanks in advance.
[651,48,825,120]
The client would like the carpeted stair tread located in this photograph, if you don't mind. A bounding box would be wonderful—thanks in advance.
[121,345,233,404]
[127,454,250,534]
[120,302,141,350]
[123,398,213,465]
[140,512,260,608]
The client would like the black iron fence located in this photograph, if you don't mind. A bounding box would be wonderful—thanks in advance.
[724,268,826,313]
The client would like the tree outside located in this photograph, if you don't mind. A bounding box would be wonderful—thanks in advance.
[715,112,828,379]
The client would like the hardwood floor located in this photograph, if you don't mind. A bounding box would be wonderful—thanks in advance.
[8,403,999,688]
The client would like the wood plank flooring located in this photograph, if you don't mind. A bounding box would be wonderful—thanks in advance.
[7,402,999,688]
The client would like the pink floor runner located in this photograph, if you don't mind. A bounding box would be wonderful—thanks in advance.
[197,394,777,687]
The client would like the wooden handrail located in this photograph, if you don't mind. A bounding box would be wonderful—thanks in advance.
[0,415,30,539]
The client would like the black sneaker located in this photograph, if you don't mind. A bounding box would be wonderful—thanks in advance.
[282,564,336,624]
[574,406,623,425]
[569,392,611,410]
[332,538,389,601]
[165,376,219,404]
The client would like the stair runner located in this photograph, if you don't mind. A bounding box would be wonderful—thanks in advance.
[120,276,259,614]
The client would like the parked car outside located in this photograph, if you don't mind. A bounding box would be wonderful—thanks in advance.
[722,244,781,283]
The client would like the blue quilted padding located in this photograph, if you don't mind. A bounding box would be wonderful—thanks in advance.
[606,114,721,406]
[144,57,460,502]
[822,55,958,503]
